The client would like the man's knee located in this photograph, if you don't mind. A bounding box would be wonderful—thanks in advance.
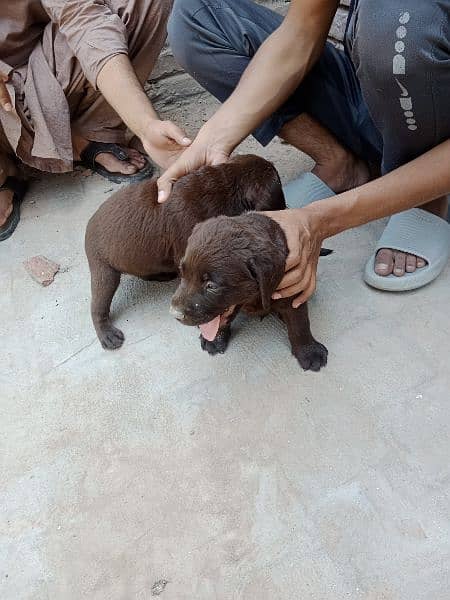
[168,0,209,71]
[169,0,211,25]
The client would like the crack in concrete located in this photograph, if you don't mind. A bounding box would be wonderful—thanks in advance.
[51,338,97,370]
[126,332,154,347]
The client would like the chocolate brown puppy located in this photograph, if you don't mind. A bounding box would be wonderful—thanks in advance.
[85,154,328,370]
[171,213,328,371]
[85,155,284,349]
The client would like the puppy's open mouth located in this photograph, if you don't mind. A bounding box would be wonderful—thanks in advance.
[199,305,236,341]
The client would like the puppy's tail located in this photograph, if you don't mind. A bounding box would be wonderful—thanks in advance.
[319,248,333,257]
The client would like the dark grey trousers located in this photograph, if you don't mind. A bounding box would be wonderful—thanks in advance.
[168,0,450,174]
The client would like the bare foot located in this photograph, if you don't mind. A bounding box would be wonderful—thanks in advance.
[0,153,19,227]
[312,148,371,193]
[277,112,448,279]
[0,188,13,227]
[72,135,147,176]
[95,147,146,175]
[374,249,426,276]
[374,196,448,277]
[278,112,372,193]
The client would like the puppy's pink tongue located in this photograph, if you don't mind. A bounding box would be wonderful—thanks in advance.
[199,315,221,341]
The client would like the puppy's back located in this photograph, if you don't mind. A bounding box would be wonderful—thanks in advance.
[85,178,161,266]
[85,155,285,274]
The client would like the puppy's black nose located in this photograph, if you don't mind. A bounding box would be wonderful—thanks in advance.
[169,304,185,321]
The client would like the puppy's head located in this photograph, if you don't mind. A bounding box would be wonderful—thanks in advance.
[170,214,287,340]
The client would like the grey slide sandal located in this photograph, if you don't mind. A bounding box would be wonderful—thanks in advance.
[282,172,335,208]
[364,208,450,291]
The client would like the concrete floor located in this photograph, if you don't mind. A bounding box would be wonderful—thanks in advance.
[2,107,450,599]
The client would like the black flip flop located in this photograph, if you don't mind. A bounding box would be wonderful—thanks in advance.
[79,142,154,184]
[0,177,28,242]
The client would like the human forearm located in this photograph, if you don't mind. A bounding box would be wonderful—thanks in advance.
[305,139,450,240]
[96,54,158,138]
[196,0,339,153]
[157,0,339,199]
[96,54,192,169]
[267,140,450,306]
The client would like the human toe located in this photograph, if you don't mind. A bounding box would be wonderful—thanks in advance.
[374,248,394,276]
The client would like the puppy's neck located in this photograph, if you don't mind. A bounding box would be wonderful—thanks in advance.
[239,212,288,299]
[247,212,288,272]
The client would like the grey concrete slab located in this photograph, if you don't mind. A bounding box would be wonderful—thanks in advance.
[1,129,450,599]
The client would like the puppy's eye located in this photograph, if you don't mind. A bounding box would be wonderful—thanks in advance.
[205,280,219,292]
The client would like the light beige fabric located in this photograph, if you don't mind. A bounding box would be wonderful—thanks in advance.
[0,0,171,172]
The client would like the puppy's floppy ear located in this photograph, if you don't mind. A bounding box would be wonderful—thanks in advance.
[247,255,276,311]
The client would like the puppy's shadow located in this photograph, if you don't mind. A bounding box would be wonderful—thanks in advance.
[110,275,180,320]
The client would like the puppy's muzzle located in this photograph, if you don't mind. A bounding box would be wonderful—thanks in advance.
[169,304,185,321]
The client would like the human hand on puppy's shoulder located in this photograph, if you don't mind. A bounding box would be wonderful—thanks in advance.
[263,206,325,307]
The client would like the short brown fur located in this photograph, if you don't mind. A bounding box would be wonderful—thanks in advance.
[85,155,328,371]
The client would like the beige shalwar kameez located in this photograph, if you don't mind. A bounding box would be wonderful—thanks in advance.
[0,0,171,174]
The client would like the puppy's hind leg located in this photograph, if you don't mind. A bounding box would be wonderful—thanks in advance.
[90,260,123,349]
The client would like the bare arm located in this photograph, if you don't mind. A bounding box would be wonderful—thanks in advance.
[158,0,339,199]
[96,56,192,168]
[311,139,450,238]
[97,56,192,168]
[269,139,450,306]
[196,0,339,153]
[97,56,192,167]
[96,54,158,133]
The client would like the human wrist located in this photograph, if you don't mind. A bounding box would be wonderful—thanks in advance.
[195,119,239,156]
[300,190,357,241]
[133,104,160,141]
[295,204,328,243]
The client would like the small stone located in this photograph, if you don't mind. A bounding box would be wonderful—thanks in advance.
[23,255,60,287]
[151,580,168,596]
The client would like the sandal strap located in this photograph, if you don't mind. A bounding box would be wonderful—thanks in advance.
[0,176,28,198]
[79,142,129,169]
[374,208,450,264]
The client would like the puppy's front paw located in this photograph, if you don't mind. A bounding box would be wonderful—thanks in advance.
[98,325,125,350]
[295,341,328,372]
[200,327,231,355]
